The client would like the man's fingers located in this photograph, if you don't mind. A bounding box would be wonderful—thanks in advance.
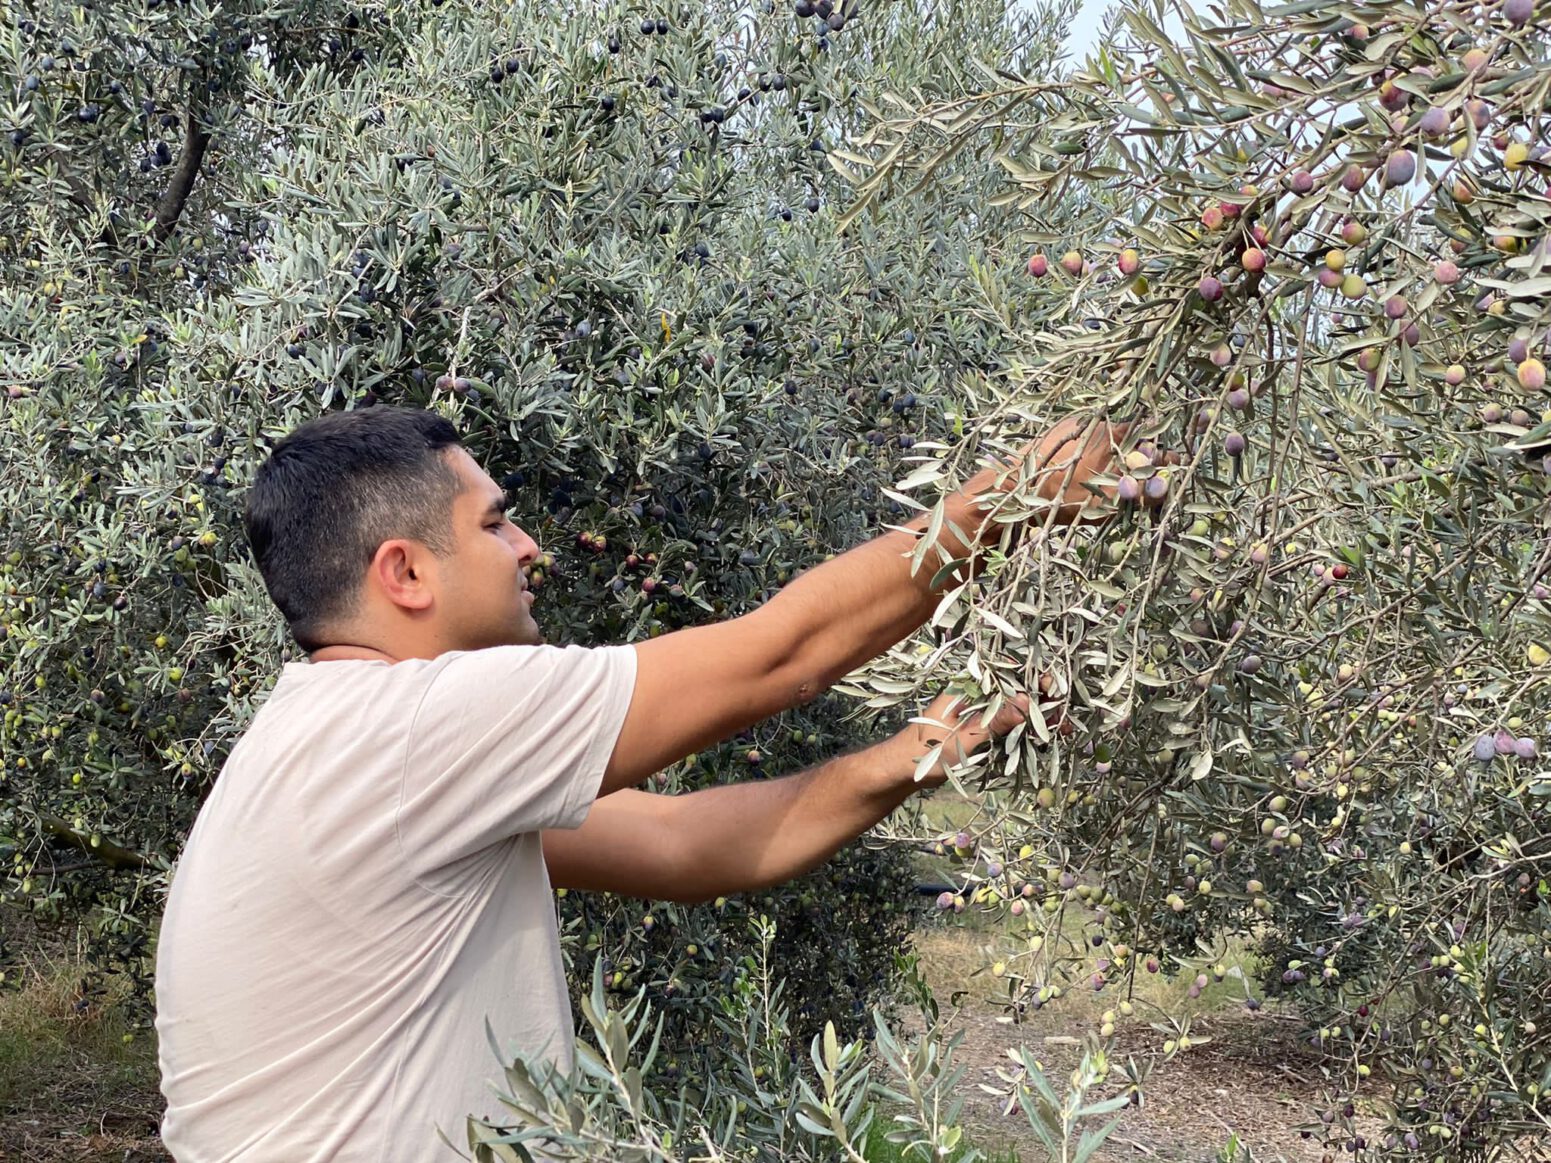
[907,690,1034,783]
[1035,414,1087,453]
[935,692,1031,740]
[985,693,1032,735]
[1038,420,1130,474]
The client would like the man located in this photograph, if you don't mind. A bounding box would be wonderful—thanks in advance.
[154,404,1125,1161]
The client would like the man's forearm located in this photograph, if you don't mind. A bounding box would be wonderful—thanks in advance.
[671,742,918,903]
[766,495,990,697]
[762,419,1121,700]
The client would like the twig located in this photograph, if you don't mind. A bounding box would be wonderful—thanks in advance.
[1111,1134,1158,1156]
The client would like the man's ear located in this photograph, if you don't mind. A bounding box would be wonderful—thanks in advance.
[370,539,436,611]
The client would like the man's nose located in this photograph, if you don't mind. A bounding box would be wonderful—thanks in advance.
[513,526,541,567]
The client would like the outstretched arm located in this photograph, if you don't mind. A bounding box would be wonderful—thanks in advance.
[544,691,1031,904]
[596,416,1127,797]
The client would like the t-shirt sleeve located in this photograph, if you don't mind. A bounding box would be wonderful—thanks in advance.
[397,643,637,876]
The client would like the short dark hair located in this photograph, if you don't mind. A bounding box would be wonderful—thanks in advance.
[244,406,465,653]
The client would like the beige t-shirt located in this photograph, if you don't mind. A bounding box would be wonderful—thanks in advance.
[154,643,638,1162]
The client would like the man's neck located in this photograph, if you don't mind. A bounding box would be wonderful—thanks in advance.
[308,644,398,664]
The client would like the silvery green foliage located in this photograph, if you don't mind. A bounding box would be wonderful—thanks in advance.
[457,921,1129,1163]
[0,0,1078,1062]
[816,0,1551,1156]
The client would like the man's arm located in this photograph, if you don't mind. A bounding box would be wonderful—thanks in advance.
[545,752,912,904]
[548,691,1030,903]
[599,416,1125,798]
[762,417,1127,702]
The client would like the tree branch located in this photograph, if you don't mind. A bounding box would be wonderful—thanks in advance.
[152,96,212,243]
[39,814,152,871]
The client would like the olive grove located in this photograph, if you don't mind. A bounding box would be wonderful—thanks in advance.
[0,0,1087,1139]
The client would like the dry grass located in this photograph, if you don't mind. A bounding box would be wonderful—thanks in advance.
[0,941,167,1162]
[907,788,1266,1022]
[910,918,1264,1021]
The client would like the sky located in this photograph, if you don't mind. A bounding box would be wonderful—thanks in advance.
[1062,0,1115,64]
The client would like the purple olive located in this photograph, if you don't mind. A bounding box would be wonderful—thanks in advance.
[1224,432,1247,457]
[1384,150,1417,187]
[1144,474,1169,502]
[1198,275,1224,302]
[1495,728,1517,756]
[1385,295,1408,320]
[1117,475,1142,503]
[1515,737,1538,759]
[1474,734,1498,762]
[1504,0,1533,25]
[1289,170,1314,194]
[1419,105,1451,136]
[1228,387,1251,411]
[936,890,955,910]
[1239,654,1262,675]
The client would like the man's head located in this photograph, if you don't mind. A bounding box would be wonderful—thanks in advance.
[244,406,542,662]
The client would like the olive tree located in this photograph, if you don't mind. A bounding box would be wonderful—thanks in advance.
[0,0,1080,1074]
[822,0,1551,1156]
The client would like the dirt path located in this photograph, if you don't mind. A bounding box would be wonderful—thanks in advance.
[894,995,1384,1163]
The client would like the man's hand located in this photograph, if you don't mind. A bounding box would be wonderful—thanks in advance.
[958,415,1133,529]
[885,689,1034,788]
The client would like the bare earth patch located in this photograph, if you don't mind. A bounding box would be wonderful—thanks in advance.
[3,1109,168,1163]
[898,929,1388,1163]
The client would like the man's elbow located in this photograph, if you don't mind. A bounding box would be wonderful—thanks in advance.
[664,871,770,907]
[657,871,725,906]
[767,648,830,712]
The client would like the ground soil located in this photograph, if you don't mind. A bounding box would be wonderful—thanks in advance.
[0,909,168,1162]
[893,996,1383,1163]
[2,996,1379,1163]
[0,906,1385,1163]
